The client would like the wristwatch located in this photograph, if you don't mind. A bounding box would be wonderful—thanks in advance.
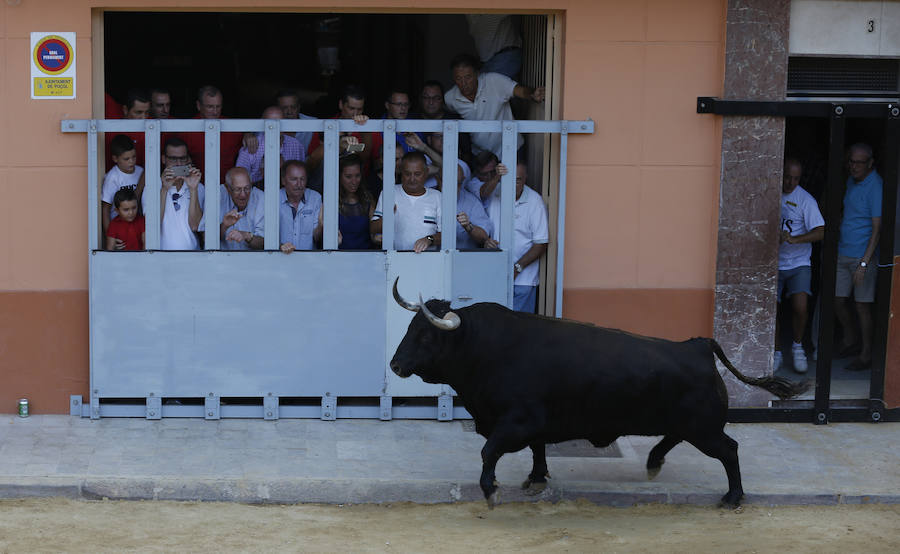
[859,260,868,268]
[514,263,523,273]
[426,235,435,244]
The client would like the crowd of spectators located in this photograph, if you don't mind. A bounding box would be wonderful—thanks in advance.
[101,50,547,311]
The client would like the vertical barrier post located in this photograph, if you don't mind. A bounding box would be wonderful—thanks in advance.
[554,123,569,318]
[382,122,397,251]
[323,121,340,250]
[204,120,221,250]
[500,121,518,307]
[144,119,161,250]
[87,120,99,251]
[263,119,280,250]
[441,121,460,252]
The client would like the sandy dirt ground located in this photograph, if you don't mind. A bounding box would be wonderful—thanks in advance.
[1,498,898,553]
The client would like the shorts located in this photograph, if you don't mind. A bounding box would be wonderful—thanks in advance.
[777,266,812,302]
[513,285,537,313]
[835,255,877,302]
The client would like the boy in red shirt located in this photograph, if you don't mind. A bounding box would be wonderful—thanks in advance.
[106,189,145,250]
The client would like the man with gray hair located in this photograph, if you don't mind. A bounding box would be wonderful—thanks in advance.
[775,158,824,373]
[220,167,265,250]
[834,143,882,371]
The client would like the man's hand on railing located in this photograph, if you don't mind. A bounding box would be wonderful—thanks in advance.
[531,87,546,103]
[352,114,369,126]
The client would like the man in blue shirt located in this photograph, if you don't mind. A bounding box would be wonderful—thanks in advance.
[279,160,323,253]
[835,143,882,371]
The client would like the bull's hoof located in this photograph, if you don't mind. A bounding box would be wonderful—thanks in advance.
[486,489,500,509]
[717,492,743,509]
[523,481,547,496]
[646,466,661,480]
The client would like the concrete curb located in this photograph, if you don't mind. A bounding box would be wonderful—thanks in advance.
[2,478,899,506]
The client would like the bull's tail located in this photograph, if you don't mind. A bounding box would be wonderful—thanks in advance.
[709,339,811,400]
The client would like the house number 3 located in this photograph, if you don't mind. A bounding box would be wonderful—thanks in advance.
[867,20,875,33]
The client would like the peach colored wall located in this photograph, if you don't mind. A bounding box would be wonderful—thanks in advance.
[0,1,726,411]
[0,0,725,293]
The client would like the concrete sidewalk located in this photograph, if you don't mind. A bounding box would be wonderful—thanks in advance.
[1,415,897,506]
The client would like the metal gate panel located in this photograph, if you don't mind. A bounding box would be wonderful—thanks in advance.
[451,250,510,309]
[90,251,386,398]
[383,252,448,397]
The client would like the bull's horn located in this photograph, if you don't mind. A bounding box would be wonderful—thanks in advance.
[393,277,420,312]
[419,293,461,331]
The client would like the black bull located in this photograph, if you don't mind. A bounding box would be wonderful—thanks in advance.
[389,279,809,508]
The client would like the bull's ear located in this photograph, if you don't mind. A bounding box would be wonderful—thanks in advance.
[443,311,460,327]
[419,296,461,331]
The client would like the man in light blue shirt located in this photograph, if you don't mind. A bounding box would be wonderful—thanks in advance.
[220,167,265,250]
[835,143,882,371]
[279,160,323,253]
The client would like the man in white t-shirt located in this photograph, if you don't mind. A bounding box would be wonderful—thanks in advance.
[776,158,824,373]
[142,137,205,250]
[371,151,441,252]
[483,161,549,313]
[443,53,544,157]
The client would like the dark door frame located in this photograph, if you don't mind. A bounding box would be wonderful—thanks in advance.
[698,97,900,424]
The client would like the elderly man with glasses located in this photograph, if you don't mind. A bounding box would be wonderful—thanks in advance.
[834,143,883,371]
[142,137,205,250]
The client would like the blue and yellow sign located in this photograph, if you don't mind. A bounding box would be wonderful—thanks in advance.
[31,32,76,99]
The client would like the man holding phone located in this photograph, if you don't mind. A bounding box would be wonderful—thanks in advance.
[142,137,205,250]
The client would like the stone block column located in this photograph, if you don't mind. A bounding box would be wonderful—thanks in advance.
[714,0,790,406]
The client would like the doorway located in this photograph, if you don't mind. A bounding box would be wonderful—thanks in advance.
[778,106,899,418]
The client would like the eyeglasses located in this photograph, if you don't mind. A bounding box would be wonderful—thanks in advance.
[848,158,870,166]
[166,155,190,163]
[388,102,410,109]
[172,192,181,211]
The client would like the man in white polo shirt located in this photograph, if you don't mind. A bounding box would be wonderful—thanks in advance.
[443,53,544,157]
[776,158,824,373]
[371,151,441,252]
[484,161,549,313]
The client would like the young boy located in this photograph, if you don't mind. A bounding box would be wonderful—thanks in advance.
[101,134,145,245]
[106,189,145,251]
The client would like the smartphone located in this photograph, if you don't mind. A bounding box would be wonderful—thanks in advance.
[171,165,191,177]
[347,143,365,153]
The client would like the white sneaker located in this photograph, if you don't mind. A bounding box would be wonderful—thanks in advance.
[774,350,783,371]
[792,344,808,373]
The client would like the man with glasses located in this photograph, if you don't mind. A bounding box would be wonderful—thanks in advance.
[384,88,424,155]
[142,137,205,250]
[834,143,883,371]
[220,167,265,251]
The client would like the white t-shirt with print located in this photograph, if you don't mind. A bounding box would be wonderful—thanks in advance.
[101,165,144,220]
[779,185,824,271]
[373,185,442,251]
